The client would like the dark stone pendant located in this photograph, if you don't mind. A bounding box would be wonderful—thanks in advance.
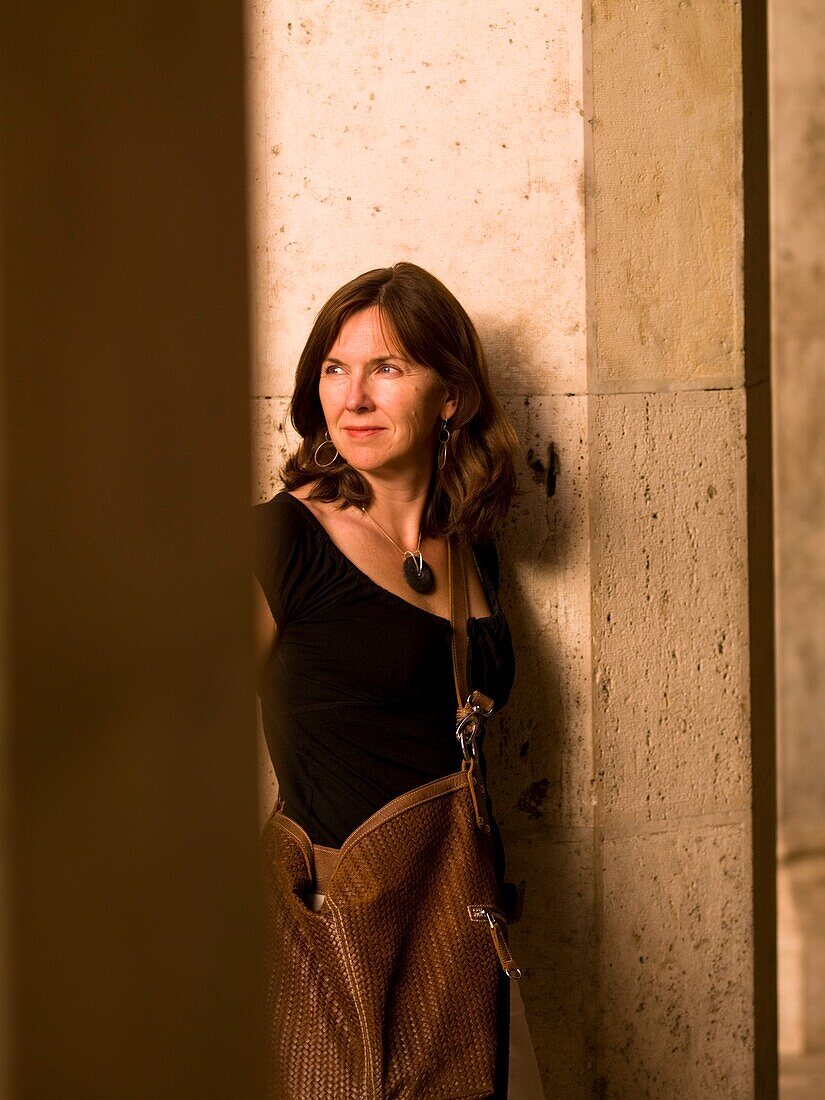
[403,552,434,594]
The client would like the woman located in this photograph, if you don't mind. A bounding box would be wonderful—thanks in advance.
[252,262,545,1098]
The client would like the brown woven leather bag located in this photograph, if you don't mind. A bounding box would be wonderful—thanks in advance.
[260,537,524,1099]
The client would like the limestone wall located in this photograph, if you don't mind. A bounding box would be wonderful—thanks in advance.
[250,2,774,1093]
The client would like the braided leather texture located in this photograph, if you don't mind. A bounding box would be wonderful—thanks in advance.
[261,768,507,1099]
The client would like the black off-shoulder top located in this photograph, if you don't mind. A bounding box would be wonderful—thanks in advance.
[252,489,516,886]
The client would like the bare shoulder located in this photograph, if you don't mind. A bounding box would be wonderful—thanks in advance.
[285,480,315,502]
[287,479,315,499]
[286,481,360,532]
[286,480,329,520]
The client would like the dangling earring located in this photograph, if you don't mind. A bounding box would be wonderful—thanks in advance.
[313,431,340,467]
[437,418,451,471]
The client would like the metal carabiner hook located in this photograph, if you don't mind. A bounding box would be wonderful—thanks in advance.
[455,693,494,761]
[455,712,480,761]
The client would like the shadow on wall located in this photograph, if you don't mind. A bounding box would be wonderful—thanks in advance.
[475,317,596,1097]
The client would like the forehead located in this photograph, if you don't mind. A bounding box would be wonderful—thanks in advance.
[326,306,404,360]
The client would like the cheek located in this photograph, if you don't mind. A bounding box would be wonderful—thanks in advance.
[318,381,340,416]
[393,406,429,442]
[408,398,443,438]
[397,383,443,432]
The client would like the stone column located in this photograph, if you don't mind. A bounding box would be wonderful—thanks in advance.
[583,2,775,1095]
[771,0,825,1091]
[0,4,263,1093]
[249,1,775,1094]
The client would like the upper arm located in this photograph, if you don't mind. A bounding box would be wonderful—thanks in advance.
[471,539,501,603]
[253,573,277,662]
[251,493,311,638]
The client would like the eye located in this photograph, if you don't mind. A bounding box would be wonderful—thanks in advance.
[377,362,400,374]
[321,363,343,375]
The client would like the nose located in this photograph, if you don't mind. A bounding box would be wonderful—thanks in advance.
[344,370,375,413]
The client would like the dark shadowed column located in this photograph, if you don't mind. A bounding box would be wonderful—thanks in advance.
[0,3,264,1094]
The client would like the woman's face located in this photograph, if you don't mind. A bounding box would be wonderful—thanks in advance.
[318,306,457,477]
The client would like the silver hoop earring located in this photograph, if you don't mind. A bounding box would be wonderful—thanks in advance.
[313,431,340,467]
[437,418,451,471]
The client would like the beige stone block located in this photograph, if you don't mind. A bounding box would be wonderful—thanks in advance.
[774,338,825,829]
[591,391,751,823]
[778,857,806,1056]
[770,0,825,339]
[600,823,753,1097]
[778,850,825,1054]
[781,1051,825,1100]
[483,395,593,830]
[248,0,587,395]
[588,0,743,388]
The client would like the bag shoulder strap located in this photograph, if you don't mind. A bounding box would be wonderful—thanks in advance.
[448,537,495,723]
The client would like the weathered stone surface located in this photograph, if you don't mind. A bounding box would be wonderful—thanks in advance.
[486,395,593,831]
[251,393,295,496]
[588,0,743,389]
[591,391,751,822]
[600,823,753,1097]
[247,0,587,397]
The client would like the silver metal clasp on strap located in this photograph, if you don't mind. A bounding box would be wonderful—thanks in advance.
[455,692,495,762]
[455,711,480,760]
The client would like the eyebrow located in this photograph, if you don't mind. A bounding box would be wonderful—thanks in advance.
[322,355,407,366]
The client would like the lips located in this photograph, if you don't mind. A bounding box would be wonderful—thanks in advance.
[343,427,384,435]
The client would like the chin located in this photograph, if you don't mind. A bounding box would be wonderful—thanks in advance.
[336,442,381,461]
[342,450,405,474]
[345,456,389,473]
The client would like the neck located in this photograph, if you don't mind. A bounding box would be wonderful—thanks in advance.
[360,467,434,548]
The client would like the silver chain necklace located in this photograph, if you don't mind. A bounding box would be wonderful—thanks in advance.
[359,506,435,594]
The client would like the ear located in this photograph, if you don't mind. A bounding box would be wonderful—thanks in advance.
[439,386,459,422]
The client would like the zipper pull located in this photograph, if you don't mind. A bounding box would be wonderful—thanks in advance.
[468,905,523,980]
[464,756,491,833]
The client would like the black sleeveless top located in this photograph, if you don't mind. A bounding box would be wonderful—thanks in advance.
[252,489,516,885]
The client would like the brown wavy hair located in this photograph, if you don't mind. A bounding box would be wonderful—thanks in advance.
[280,262,520,543]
